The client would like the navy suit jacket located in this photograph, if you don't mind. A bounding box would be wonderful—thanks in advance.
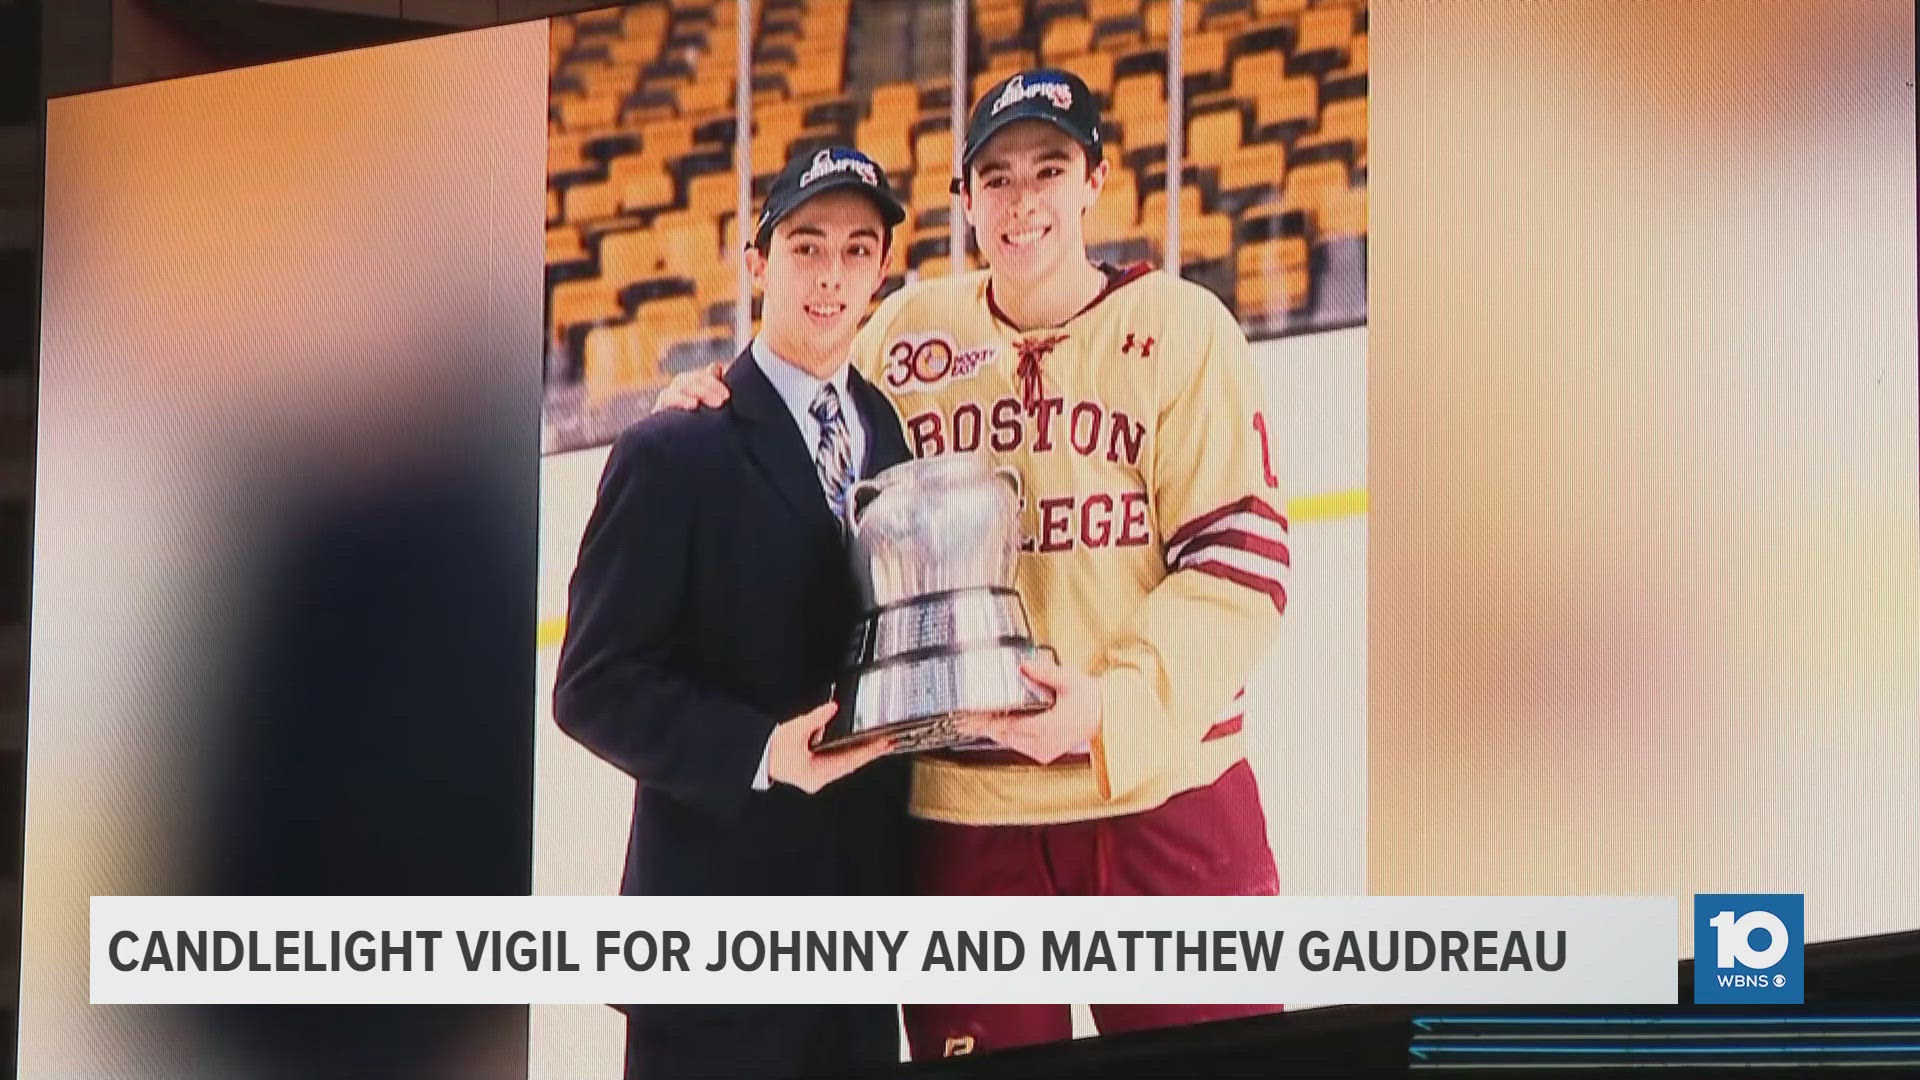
[554,349,912,899]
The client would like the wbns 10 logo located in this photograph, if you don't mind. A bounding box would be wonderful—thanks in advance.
[1693,894,1804,1004]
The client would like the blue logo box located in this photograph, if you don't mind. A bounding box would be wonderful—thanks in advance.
[1693,894,1803,1004]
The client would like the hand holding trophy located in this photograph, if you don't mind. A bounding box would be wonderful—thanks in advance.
[813,454,1057,754]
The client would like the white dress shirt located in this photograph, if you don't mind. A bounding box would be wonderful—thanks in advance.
[749,336,866,790]
[751,335,868,489]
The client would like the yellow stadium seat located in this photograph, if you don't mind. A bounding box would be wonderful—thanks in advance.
[856,120,912,175]
[688,172,739,217]
[1235,236,1309,314]
[599,230,663,288]
[564,179,620,224]
[679,78,732,115]
[551,18,576,51]
[577,215,643,243]
[977,6,1024,41]
[1186,108,1242,166]
[1318,185,1367,239]
[1279,159,1350,221]
[789,66,842,100]
[1084,169,1139,245]
[610,160,675,214]
[801,11,845,35]
[1057,50,1116,98]
[551,278,622,337]
[751,138,787,178]
[1112,71,1163,114]
[622,5,668,37]
[757,100,806,140]
[1142,0,1201,42]
[1041,18,1094,61]
[1186,87,1238,118]
[653,211,722,274]
[1253,0,1308,17]
[547,187,561,224]
[636,295,703,339]
[1189,213,1234,262]
[1296,6,1354,54]
[546,225,586,264]
[1091,0,1139,22]
[1219,141,1285,193]
[1253,76,1318,132]
[796,38,847,63]
[1230,51,1283,95]
[641,119,696,164]
[560,94,621,131]
[1145,210,1231,264]
[549,133,586,176]
[694,266,738,312]
[911,171,955,213]
[1198,8,1244,34]
[608,38,659,66]
[1183,31,1228,84]
[1342,33,1369,75]
[870,81,919,120]
[1113,75,1168,149]
[582,64,642,98]
[583,322,655,402]
[1141,183,1203,225]
[1319,98,1367,149]
[913,129,955,174]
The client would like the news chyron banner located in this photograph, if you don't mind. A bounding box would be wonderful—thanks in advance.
[93,896,1677,1005]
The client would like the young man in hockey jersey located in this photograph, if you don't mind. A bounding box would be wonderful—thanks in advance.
[657,69,1288,1056]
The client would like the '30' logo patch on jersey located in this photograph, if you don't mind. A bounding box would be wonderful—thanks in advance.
[883,332,999,391]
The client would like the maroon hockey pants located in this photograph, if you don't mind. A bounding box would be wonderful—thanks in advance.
[903,759,1284,1060]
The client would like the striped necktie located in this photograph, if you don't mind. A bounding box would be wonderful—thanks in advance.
[809,382,855,519]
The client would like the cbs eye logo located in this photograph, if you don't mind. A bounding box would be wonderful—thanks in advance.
[1693,894,1803,1004]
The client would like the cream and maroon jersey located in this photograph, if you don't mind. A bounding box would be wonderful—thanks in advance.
[848,265,1289,827]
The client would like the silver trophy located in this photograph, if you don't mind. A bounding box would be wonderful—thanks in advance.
[815,454,1057,754]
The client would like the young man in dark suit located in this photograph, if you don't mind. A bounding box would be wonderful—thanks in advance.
[553,147,912,1080]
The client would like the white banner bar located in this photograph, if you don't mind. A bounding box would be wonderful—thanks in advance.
[92,895,1677,1005]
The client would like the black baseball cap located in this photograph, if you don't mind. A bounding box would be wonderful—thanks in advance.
[955,68,1104,191]
[752,145,906,250]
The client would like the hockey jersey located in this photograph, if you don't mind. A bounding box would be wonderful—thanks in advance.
[848,264,1288,826]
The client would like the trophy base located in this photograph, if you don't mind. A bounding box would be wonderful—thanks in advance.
[810,711,1012,756]
[815,642,1057,756]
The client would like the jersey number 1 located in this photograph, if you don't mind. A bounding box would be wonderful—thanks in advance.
[1253,412,1279,489]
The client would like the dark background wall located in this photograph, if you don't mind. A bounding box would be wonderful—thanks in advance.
[8,0,608,1069]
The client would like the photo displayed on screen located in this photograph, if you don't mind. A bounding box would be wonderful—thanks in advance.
[533,0,1368,1074]
[19,2,1920,1079]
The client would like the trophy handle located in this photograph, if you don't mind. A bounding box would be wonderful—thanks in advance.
[847,478,885,530]
[991,465,1023,501]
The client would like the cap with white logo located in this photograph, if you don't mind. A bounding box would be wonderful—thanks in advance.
[957,68,1104,185]
[753,146,907,249]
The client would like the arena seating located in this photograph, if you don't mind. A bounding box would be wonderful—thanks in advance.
[544,0,1366,448]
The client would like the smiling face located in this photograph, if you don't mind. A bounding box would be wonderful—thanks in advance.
[747,188,890,376]
[963,119,1108,291]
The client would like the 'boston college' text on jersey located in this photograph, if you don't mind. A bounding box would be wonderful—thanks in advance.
[849,265,1288,827]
